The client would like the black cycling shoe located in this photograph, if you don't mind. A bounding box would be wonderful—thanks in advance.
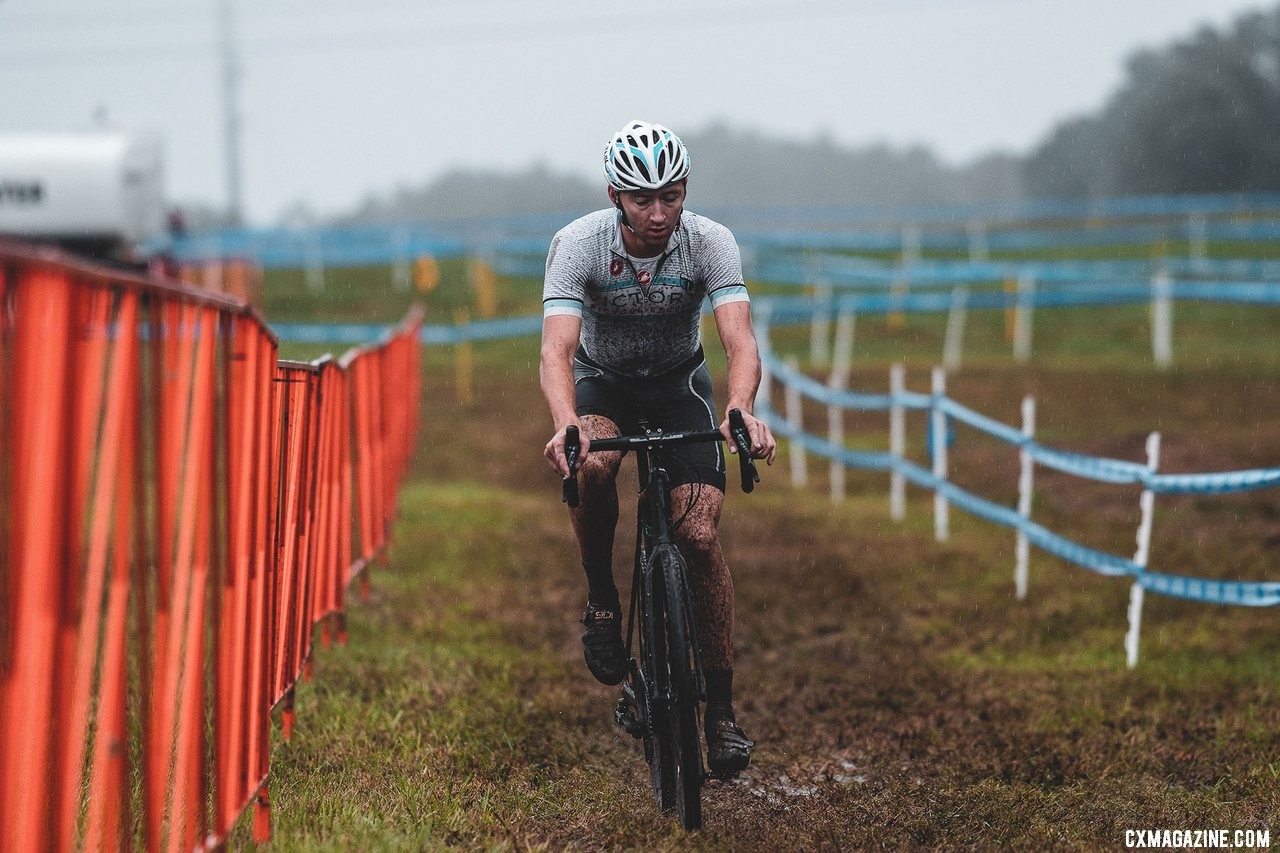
[580,603,627,686]
[705,709,754,778]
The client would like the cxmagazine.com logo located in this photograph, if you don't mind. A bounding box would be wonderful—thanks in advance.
[1125,829,1270,849]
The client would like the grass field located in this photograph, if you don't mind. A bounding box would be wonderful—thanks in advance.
[241,248,1280,848]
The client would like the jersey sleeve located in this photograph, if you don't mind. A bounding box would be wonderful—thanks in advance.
[699,221,750,309]
[542,232,586,318]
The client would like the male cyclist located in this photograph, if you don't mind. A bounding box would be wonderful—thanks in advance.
[540,120,776,777]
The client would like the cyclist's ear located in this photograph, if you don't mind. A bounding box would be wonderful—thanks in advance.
[610,188,634,231]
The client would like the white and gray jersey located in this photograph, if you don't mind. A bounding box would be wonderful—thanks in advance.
[542,208,750,377]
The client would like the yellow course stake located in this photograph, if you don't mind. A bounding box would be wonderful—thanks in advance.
[469,257,499,318]
[1003,278,1017,342]
[413,254,440,292]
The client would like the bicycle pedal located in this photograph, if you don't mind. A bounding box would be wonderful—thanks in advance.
[614,694,644,738]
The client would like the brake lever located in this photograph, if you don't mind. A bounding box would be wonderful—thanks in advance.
[562,425,580,507]
[727,408,759,494]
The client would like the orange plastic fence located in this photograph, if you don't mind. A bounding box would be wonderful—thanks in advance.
[0,242,423,850]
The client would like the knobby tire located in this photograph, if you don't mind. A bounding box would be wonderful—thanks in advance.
[656,546,703,830]
[641,556,677,811]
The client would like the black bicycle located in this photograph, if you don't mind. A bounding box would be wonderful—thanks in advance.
[562,408,758,830]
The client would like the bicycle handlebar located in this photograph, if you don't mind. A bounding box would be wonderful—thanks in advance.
[562,425,581,506]
[728,408,760,494]
[561,408,760,507]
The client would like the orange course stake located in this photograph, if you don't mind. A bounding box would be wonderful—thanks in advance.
[282,688,296,741]
[254,784,271,844]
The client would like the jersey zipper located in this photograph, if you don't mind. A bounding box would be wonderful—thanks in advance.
[613,243,678,292]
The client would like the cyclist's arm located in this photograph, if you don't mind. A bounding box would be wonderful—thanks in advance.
[713,301,777,464]
[540,313,586,477]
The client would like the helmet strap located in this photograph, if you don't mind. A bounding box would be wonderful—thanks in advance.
[616,201,634,233]
[609,189,635,234]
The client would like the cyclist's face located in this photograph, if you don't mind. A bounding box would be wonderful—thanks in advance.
[611,182,686,254]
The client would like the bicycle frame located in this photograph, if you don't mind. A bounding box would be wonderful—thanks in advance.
[561,409,758,829]
[627,434,707,699]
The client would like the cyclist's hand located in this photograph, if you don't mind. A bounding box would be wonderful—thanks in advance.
[545,423,590,479]
[720,409,776,465]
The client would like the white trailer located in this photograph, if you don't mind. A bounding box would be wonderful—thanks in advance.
[0,131,166,256]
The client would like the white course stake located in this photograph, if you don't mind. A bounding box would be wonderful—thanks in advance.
[1013,272,1034,363]
[1125,431,1161,669]
[739,244,758,280]
[967,219,989,263]
[1151,269,1173,369]
[889,364,906,521]
[809,284,832,369]
[831,309,855,385]
[785,356,808,489]
[931,367,949,543]
[305,230,325,293]
[392,227,412,292]
[827,401,845,502]
[901,224,923,267]
[943,285,970,372]
[827,311,855,502]
[889,275,908,328]
[754,303,773,414]
[1188,213,1209,271]
[1015,396,1036,600]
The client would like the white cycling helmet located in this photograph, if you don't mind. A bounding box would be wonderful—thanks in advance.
[603,120,691,192]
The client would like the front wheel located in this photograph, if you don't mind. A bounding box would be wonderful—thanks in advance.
[655,545,703,830]
[640,556,676,812]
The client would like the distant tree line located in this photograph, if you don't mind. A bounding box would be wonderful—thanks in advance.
[322,4,1280,226]
[1025,5,1280,197]
[680,124,1024,209]
[337,130,1025,226]
[341,164,601,224]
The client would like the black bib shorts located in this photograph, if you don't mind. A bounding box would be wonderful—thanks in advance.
[573,346,726,492]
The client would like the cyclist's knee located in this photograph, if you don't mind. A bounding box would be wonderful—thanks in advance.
[578,451,621,490]
[677,519,722,561]
[577,414,622,491]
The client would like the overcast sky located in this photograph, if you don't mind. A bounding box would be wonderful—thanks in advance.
[0,0,1271,223]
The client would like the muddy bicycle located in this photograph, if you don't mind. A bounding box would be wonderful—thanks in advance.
[561,408,759,830]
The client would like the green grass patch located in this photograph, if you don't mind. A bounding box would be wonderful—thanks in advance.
[228,482,647,849]
[236,243,1280,848]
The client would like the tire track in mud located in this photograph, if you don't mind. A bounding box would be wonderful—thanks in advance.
[389,361,1280,848]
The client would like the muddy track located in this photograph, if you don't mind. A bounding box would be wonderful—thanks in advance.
[322,352,1280,849]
